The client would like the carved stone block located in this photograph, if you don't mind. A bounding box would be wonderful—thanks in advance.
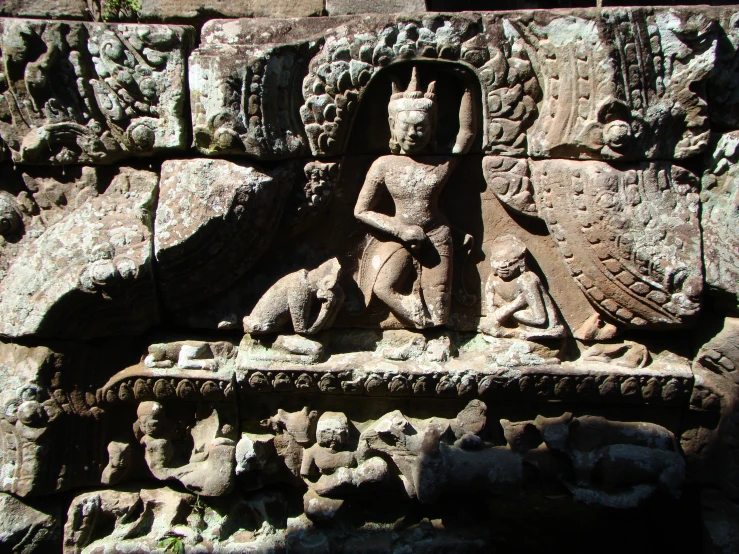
[702,132,739,307]
[0,493,60,552]
[326,0,427,15]
[0,0,88,20]
[191,14,537,158]
[155,159,294,312]
[506,8,717,160]
[0,19,193,164]
[138,0,324,23]
[0,168,159,339]
[530,159,703,328]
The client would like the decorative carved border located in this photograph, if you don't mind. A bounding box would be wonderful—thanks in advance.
[97,365,692,406]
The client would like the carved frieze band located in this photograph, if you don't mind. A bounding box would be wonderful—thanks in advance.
[97,365,691,406]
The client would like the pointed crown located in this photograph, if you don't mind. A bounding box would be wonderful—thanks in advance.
[389,67,437,117]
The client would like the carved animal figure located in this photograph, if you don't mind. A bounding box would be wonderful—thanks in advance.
[243,258,344,335]
[144,341,218,370]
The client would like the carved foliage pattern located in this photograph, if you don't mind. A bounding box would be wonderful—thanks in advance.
[0,19,190,164]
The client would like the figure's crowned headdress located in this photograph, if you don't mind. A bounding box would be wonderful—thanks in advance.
[388,67,437,117]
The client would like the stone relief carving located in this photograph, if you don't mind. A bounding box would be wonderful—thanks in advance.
[480,234,564,340]
[243,258,344,337]
[511,9,716,160]
[0,19,192,164]
[190,18,324,158]
[0,167,158,339]
[191,14,538,159]
[702,132,739,307]
[502,412,685,508]
[0,385,63,497]
[154,158,294,312]
[530,159,703,329]
[132,401,237,497]
[0,6,738,553]
[354,66,476,329]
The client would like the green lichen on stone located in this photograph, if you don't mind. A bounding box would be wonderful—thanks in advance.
[102,0,141,21]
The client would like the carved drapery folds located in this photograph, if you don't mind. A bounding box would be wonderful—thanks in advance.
[1,5,739,553]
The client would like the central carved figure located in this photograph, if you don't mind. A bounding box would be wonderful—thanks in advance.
[354,66,476,328]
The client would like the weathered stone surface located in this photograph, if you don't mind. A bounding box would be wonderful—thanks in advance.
[3,5,739,551]
[503,413,685,508]
[682,317,739,500]
[0,0,89,20]
[192,7,721,162]
[529,159,703,329]
[192,13,536,158]
[133,400,237,496]
[507,8,716,160]
[0,166,103,295]
[0,343,59,411]
[0,493,60,553]
[0,168,159,339]
[155,159,294,312]
[702,132,739,309]
[138,0,324,22]
[0,19,193,164]
[710,9,739,132]
[65,486,291,553]
[326,0,426,15]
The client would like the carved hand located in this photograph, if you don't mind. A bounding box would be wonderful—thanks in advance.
[493,294,528,324]
[399,225,427,250]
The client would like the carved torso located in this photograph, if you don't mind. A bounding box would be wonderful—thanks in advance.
[371,155,456,232]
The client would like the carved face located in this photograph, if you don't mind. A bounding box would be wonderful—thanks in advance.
[490,235,528,280]
[316,415,349,450]
[390,110,432,155]
[137,401,167,436]
[492,255,525,280]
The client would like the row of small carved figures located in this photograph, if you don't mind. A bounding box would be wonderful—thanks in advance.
[97,370,691,406]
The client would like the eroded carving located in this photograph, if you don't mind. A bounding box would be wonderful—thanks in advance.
[155,159,293,312]
[531,160,703,329]
[512,9,716,160]
[134,401,237,497]
[0,168,158,339]
[503,413,685,508]
[0,19,192,164]
[702,132,739,307]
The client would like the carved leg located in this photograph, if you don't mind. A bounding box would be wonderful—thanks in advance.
[374,249,427,328]
[420,253,453,327]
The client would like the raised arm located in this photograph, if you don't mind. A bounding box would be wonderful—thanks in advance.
[452,86,478,155]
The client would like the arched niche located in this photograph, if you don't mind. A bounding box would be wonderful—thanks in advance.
[345,60,484,156]
[299,16,493,157]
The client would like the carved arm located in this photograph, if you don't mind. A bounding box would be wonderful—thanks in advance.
[452,87,478,155]
[512,274,548,327]
[354,161,424,244]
